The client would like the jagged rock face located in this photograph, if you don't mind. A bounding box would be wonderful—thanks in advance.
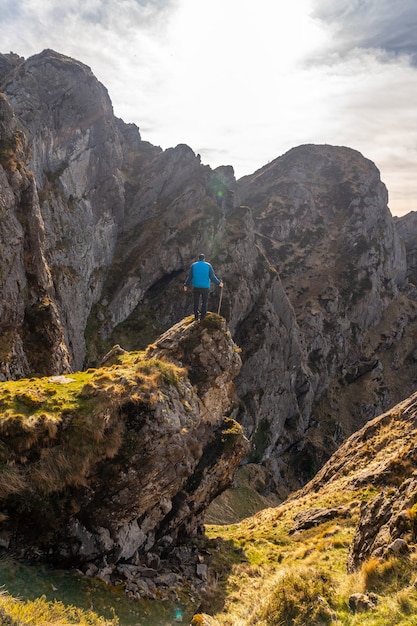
[347,478,417,572]
[238,145,407,393]
[394,211,417,287]
[238,145,417,483]
[88,144,225,355]
[1,50,126,369]
[0,92,71,379]
[2,49,417,494]
[0,316,248,573]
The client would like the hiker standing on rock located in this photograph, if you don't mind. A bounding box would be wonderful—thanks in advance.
[183,254,223,321]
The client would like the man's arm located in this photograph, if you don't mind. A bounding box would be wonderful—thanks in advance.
[184,265,193,290]
[209,264,223,287]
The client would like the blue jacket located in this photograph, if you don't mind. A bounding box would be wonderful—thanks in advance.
[184,260,221,289]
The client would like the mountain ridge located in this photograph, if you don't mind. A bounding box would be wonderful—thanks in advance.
[2,47,417,625]
[1,47,417,497]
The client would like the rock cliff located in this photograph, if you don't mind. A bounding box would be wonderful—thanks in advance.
[394,211,417,286]
[1,49,417,495]
[296,388,417,573]
[238,146,417,487]
[0,314,248,597]
[0,89,71,379]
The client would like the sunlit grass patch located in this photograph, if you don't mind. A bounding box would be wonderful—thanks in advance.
[0,591,118,625]
[255,567,337,625]
[204,486,404,625]
[0,370,93,426]
[362,555,416,595]
[0,351,188,501]
[336,587,417,626]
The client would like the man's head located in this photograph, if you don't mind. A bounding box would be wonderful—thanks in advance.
[198,253,205,260]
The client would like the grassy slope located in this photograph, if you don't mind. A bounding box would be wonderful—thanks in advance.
[200,395,417,625]
[203,491,417,625]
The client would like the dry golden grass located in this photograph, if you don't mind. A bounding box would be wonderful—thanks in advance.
[362,555,415,595]
[203,478,417,626]
[0,465,28,498]
[0,592,118,625]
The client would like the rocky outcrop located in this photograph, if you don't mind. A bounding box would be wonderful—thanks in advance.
[289,506,348,533]
[296,390,417,571]
[347,478,416,572]
[0,314,248,595]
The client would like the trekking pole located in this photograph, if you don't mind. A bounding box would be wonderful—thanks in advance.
[183,286,190,319]
[217,285,223,316]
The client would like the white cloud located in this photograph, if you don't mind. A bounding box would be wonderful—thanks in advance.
[312,0,417,64]
[1,0,416,215]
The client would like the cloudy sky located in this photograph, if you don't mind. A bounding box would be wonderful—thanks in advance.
[2,0,417,216]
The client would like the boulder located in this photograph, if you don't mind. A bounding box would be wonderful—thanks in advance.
[0,316,248,596]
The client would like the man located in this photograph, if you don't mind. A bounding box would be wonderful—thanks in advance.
[184,254,223,321]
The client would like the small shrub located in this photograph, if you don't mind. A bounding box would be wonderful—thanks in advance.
[362,556,412,594]
[406,502,417,540]
[396,588,414,615]
[200,312,224,331]
[257,569,335,625]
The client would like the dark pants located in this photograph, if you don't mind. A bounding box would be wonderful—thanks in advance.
[193,288,209,320]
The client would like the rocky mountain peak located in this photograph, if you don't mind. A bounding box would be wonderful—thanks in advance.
[236,143,417,487]
[1,48,417,499]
